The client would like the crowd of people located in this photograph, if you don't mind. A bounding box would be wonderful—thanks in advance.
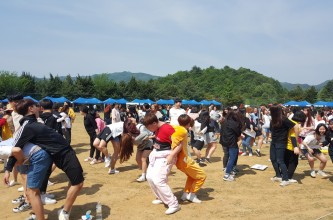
[1,95,333,219]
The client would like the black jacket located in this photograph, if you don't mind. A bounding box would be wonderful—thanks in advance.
[220,119,242,148]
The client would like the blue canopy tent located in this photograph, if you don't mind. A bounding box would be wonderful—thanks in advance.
[130,99,146,104]
[103,98,117,104]
[2,96,39,103]
[283,100,297,106]
[313,101,328,107]
[189,100,201,105]
[42,96,70,103]
[283,100,312,107]
[156,99,174,105]
[73,97,103,104]
[326,102,333,107]
[182,99,191,105]
[200,100,212,106]
[114,98,128,104]
[210,100,222,106]
[142,99,154,104]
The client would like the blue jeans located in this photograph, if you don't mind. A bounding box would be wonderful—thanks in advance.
[27,149,52,189]
[226,147,239,174]
[242,135,252,153]
[270,142,288,181]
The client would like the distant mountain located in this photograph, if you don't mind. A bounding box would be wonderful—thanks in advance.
[57,71,160,82]
[280,80,331,90]
[91,71,160,82]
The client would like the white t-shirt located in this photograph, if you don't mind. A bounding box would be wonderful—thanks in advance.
[169,107,186,126]
[303,134,325,149]
[107,121,124,138]
[262,115,271,129]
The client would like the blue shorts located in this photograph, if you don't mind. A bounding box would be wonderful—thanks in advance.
[27,150,52,189]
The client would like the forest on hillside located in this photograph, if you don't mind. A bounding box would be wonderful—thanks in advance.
[1,66,333,106]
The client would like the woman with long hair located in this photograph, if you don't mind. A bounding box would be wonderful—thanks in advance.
[93,118,139,174]
[269,105,296,187]
[302,123,328,178]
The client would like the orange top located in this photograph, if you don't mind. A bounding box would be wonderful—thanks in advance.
[171,125,189,169]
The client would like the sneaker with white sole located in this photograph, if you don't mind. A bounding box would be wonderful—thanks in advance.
[152,199,163,205]
[289,179,298,183]
[25,212,36,220]
[9,180,19,187]
[249,153,253,157]
[165,206,181,215]
[310,170,316,178]
[90,159,98,165]
[84,157,93,162]
[13,202,32,213]
[241,152,247,156]
[18,186,24,192]
[12,195,25,204]
[223,174,235,181]
[181,192,189,201]
[270,177,282,182]
[280,180,290,187]
[136,176,146,182]
[317,170,328,177]
[255,149,262,157]
[58,209,70,220]
[43,193,55,199]
[188,193,202,203]
[104,156,111,168]
[108,169,120,174]
[41,194,57,205]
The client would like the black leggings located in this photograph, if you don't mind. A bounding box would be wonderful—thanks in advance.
[89,132,101,159]
[284,149,298,179]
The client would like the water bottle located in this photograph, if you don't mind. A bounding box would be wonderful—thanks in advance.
[96,202,103,220]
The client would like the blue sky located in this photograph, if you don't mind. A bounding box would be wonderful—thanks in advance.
[1,0,332,84]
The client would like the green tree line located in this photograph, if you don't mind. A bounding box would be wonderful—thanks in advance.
[1,67,333,106]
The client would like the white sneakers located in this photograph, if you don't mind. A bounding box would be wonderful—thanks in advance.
[270,177,282,182]
[18,186,24,192]
[317,170,328,177]
[310,170,316,178]
[104,156,111,168]
[165,206,181,215]
[181,192,202,203]
[108,169,120,174]
[9,180,19,187]
[58,209,70,220]
[152,199,163,205]
[136,176,146,182]
[41,194,57,205]
[280,180,290,187]
[84,157,93,162]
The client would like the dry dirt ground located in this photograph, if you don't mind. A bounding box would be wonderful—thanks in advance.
[1,114,333,220]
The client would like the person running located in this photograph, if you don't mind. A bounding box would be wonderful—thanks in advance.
[143,113,180,215]
[169,98,186,126]
[3,98,84,220]
[302,123,329,178]
[170,114,207,203]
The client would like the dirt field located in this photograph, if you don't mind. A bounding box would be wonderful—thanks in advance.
[1,114,333,220]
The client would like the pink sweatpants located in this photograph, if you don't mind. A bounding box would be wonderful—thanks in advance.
[146,149,179,208]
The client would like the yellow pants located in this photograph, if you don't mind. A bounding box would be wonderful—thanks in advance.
[177,157,206,193]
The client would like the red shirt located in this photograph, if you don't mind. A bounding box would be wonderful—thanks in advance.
[155,124,175,144]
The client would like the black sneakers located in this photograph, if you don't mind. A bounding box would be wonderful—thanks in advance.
[255,149,262,157]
